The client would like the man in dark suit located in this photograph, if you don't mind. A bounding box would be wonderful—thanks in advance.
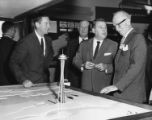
[10,15,54,88]
[0,21,17,85]
[145,24,152,103]
[65,20,92,88]
[101,11,147,103]
[73,18,118,92]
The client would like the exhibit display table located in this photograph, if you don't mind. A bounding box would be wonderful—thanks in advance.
[0,83,152,120]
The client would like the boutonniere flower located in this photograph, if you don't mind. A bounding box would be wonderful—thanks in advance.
[119,44,129,51]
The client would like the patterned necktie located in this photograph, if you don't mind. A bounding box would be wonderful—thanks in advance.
[94,41,100,59]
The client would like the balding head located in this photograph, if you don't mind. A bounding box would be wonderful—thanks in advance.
[79,20,90,38]
[112,11,131,26]
[80,20,89,28]
[112,11,132,36]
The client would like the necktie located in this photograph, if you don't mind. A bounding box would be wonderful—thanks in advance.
[94,41,100,59]
[41,38,44,53]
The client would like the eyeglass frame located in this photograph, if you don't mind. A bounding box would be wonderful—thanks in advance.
[114,18,127,27]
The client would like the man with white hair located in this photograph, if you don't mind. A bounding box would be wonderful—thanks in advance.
[101,11,147,103]
[78,20,90,43]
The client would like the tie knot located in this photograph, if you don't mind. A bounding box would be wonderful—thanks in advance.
[97,41,100,44]
[97,41,100,47]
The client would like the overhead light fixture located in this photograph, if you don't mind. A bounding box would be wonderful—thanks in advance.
[144,5,152,14]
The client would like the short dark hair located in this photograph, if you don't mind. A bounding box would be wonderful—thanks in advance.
[31,14,49,29]
[93,18,106,27]
[2,21,15,33]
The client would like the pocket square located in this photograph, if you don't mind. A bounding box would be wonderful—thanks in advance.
[119,44,129,51]
[104,53,112,56]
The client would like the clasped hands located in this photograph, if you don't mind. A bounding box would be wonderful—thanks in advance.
[84,61,107,71]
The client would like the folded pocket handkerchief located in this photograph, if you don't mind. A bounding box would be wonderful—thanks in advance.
[119,44,128,51]
[104,52,112,56]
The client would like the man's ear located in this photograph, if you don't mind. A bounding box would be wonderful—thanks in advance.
[35,22,39,28]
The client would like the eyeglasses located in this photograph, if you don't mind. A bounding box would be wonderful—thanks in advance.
[114,18,127,27]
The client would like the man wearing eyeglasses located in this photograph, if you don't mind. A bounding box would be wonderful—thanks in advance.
[101,11,147,103]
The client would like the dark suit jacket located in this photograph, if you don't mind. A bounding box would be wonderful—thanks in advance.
[10,32,54,84]
[113,30,147,103]
[145,38,152,102]
[65,34,94,88]
[0,36,17,85]
[73,38,118,92]
[65,37,81,88]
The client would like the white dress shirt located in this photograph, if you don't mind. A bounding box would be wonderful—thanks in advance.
[93,38,103,56]
[79,36,88,44]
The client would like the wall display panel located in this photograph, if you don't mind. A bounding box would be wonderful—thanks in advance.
[48,20,57,33]
[59,21,68,32]
[59,20,79,33]
[67,22,75,28]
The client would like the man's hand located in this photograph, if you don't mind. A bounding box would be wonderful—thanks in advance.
[95,63,107,71]
[84,61,95,70]
[100,85,118,94]
[23,80,34,88]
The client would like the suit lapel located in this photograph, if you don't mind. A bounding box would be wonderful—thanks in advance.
[115,49,121,62]
[123,29,136,45]
[32,32,44,55]
[115,29,136,62]
[44,37,51,57]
